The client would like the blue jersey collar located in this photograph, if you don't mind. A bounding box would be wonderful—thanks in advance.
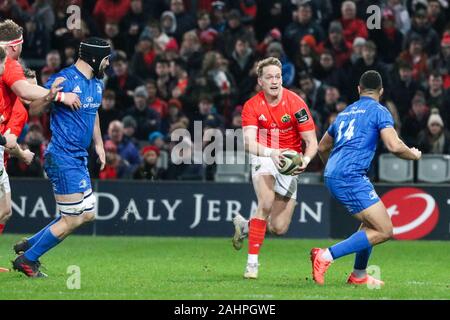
[71,64,91,81]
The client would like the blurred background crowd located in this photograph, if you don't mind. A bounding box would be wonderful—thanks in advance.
[1,0,449,181]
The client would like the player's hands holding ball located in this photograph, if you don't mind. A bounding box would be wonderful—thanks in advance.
[276,150,309,176]
[269,148,288,169]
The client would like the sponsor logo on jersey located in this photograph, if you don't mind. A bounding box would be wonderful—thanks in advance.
[294,109,309,124]
[281,114,291,123]
[258,114,267,121]
[96,84,102,94]
[72,86,82,93]
[86,96,94,103]
[381,187,439,240]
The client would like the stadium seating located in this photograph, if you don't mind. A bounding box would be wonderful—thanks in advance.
[214,151,250,182]
[157,150,169,170]
[417,154,450,183]
[378,153,414,182]
[298,172,322,184]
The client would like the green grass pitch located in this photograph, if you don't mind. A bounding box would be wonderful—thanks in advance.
[0,234,448,300]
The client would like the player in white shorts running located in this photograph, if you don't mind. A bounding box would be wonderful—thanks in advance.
[233,57,318,279]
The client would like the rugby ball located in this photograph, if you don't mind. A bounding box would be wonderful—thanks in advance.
[278,150,303,175]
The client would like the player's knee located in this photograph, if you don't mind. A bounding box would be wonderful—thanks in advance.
[269,224,289,236]
[83,211,95,223]
[383,226,394,241]
[60,215,83,232]
[259,197,275,213]
[0,207,12,221]
[375,226,393,242]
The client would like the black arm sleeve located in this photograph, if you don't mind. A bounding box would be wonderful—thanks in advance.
[0,135,6,146]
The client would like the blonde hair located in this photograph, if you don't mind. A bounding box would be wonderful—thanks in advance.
[256,57,282,78]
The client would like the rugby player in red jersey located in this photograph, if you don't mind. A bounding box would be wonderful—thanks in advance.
[0,20,80,272]
[233,57,318,279]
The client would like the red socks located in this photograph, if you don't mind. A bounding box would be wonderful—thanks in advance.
[0,224,5,235]
[248,218,267,255]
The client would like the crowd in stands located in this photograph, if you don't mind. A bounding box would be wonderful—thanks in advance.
[1,0,450,181]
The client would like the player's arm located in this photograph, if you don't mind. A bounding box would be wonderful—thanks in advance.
[93,112,105,170]
[380,127,422,160]
[29,77,68,116]
[243,126,285,168]
[1,99,34,164]
[11,80,81,110]
[292,100,318,173]
[11,79,49,100]
[297,129,318,172]
[2,129,34,165]
[0,130,14,148]
[318,131,334,166]
[5,142,35,165]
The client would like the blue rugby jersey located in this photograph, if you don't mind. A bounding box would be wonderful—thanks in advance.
[45,65,103,157]
[324,96,394,179]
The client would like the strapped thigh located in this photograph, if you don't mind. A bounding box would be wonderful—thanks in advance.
[57,197,86,216]
[82,189,96,213]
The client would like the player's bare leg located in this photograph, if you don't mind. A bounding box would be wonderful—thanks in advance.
[311,201,392,285]
[47,192,96,239]
[243,174,275,279]
[267,194,297,236]
[13,192,95,278]
[232,194,296,250]
[0,189,12,272]
[0,190,12,230]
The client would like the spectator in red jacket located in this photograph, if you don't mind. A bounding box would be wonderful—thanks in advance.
[398,34,429,83]
[99,140,120,180]
[317,21,352,68]
[340,0,368,44]
[145,79,168,118]
[93,0,131,31]
[429,33,450,89]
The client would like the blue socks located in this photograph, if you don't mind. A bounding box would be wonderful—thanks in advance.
[354,247,373,270]
[24,228,61,262]
[329,230,372,260]
[27,216,61,246]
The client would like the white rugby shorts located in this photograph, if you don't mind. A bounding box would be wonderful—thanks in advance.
[250,154,298,199]
[0,146,11,198]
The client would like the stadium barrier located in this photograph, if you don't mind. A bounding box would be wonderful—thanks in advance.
[8,179,450,240]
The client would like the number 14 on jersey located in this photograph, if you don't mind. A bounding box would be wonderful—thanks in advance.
[337,119,356,142]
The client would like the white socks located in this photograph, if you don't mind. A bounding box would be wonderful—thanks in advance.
[247,254,258,265]
[352,269,367,278]
[321,249,334,262]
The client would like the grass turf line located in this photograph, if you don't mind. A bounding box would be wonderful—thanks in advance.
[0,235,448,300]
